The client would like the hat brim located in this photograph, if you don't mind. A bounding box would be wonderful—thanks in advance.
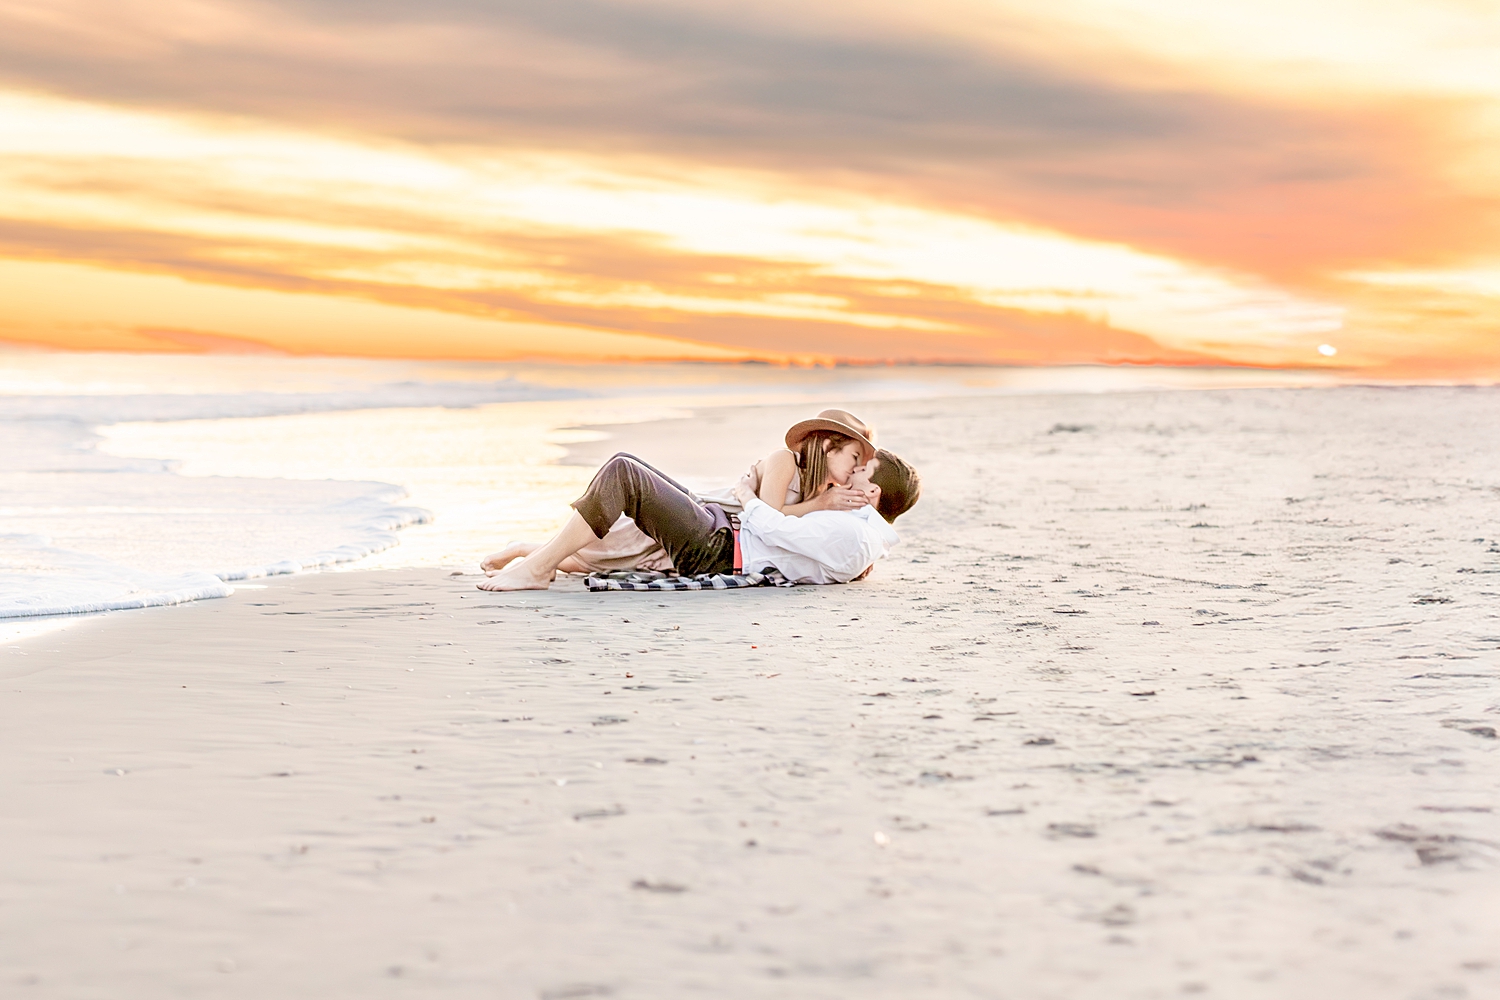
[784,419,876,464]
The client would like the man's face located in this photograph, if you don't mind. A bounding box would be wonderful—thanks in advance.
[847,458,881,505]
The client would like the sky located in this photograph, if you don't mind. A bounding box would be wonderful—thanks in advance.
[0,0,1496,374]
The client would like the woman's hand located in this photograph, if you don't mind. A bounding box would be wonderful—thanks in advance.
[813,486,870,511]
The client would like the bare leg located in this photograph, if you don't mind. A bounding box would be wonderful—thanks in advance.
[481,541,538,572]
[477,512,599,591]
[483,545,590,577]
[481,453,727,591]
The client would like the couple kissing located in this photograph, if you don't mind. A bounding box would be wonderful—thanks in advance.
[478,409,920,591]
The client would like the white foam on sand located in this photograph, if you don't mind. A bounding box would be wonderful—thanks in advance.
[0,534,231,618]
[0,481,434,618]
[0,353,580,619]
[96,399,698,574]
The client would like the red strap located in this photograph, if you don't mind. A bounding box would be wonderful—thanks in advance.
[732,527,743,574]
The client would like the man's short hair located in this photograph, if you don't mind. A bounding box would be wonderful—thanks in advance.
[870,448,919,522]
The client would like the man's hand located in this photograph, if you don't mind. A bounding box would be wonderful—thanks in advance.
[814,486,870,511]
[733,472,758,506]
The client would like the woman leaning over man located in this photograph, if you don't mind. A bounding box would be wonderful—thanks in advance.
[481,409,905,577]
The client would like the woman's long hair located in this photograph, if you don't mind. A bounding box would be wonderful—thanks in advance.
[797,431,853,502]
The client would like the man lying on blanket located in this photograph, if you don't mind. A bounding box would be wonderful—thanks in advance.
[477,450,920,591]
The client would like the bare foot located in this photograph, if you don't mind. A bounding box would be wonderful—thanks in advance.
[477,560,555,591]
[481,542,535,573]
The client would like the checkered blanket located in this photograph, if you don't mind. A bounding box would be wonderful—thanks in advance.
[584,569,792,591]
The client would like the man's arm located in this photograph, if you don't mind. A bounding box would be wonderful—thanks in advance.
[739,497,887,581]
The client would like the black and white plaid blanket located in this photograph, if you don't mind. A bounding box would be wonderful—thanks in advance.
[584,569,792,591]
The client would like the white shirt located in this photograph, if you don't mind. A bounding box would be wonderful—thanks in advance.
[738,497,900,585]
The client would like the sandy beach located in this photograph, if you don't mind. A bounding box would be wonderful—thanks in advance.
[4,387,1500,999]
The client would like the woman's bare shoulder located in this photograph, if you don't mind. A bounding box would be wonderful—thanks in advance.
[759,449,797,473]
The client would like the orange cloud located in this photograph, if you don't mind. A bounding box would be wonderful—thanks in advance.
[0,1,1495,376]
[0,258,752,362]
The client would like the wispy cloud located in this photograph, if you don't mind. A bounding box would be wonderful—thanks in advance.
[0,90,1350,364]
[0,0,1495,371]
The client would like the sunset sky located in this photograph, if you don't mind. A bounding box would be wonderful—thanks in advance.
[1,0,1496,373]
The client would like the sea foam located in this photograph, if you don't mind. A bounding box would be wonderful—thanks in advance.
[1,534,232,617]
[1,365,578,618]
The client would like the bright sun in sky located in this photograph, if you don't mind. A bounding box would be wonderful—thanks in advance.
[0,0,1496,375]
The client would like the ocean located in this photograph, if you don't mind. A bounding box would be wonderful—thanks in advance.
[2,347,1340,633]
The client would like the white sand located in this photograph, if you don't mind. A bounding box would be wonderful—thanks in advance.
[3,387,1499,999]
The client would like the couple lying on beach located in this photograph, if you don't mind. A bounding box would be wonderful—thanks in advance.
[478,409,920,591]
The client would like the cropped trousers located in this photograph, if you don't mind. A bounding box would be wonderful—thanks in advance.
[570,453,734,577]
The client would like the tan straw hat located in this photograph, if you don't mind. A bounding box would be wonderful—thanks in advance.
[784,408,876,464]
